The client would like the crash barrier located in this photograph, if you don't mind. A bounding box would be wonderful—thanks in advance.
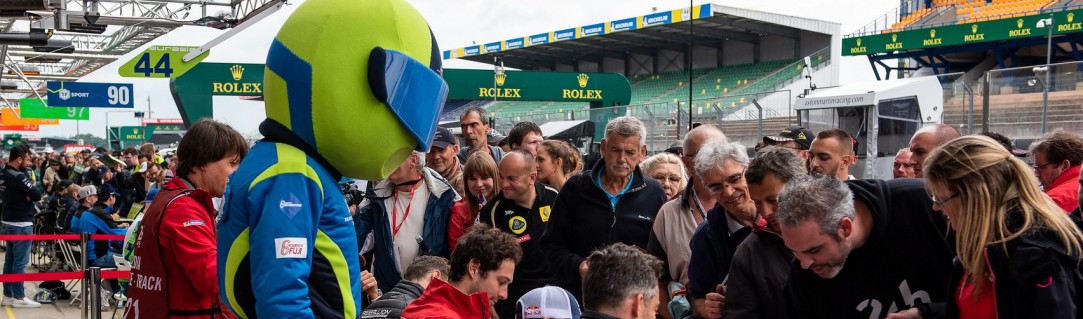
[0,232,128,319]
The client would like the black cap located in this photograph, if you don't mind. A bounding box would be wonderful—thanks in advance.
[764,126,814,150]
[430,126,457,150]
[98,184,119,197]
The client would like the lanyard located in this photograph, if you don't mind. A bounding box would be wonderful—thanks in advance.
[391,186,417,238]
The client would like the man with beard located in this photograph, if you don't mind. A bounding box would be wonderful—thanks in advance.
[776,177,953,318]
[809,129,856,180]
[724,146,807,319]
[541,116,667,302]
[686,139,758,318]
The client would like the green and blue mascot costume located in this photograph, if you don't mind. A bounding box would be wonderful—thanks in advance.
[217,0,447,317]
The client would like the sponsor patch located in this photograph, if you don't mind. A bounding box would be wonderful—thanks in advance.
[182,220,205,227]
[275,237,307,259]
[509,216,527,235]
[504,210,515,216]
[539,206,551,222]
[279,193,304,218]
[524,304,541,317]
[516,234,532,244]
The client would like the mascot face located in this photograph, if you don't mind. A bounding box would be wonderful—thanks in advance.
[265,0,446,180]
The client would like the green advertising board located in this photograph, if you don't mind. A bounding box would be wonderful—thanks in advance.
[170,62,265,124]
[18,98,89,120]
[843,9,1083,56]
[443,69,631,107]
[119,45,210,78]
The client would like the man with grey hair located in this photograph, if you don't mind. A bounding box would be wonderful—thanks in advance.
[724,146,808,319]
[776,177,953,319]
[356,151,459,292]
[907,124,959,178]
[685,139,758,318]
[542,116,667,302]
[581,243,664,319]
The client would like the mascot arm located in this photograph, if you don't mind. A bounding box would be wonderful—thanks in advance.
[247,173,323,317]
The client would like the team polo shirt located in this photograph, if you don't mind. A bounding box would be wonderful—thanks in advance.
[479,182,559,314]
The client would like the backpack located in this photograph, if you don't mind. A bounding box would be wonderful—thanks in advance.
[38,280,71,300]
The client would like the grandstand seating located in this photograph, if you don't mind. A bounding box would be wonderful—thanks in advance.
[886,0,1057,32]
[485,60,798,119]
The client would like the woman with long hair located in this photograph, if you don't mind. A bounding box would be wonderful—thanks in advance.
[917,135,1083,318]
[446,151,500,251]
[536,140,581,191]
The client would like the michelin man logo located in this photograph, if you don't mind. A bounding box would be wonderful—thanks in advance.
[58,89,71,100]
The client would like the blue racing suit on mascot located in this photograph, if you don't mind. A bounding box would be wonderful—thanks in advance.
[216,0,448,317]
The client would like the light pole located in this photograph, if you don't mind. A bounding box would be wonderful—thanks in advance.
[1037,13,1053,134]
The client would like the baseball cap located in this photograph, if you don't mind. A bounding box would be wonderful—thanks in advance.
[98,184,119,198]
[763,126,814,150]
[145,188,160,203]
[516,286,581,319]
[430,126,457,150]
[77,185,98,200]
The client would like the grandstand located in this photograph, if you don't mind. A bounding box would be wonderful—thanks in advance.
[442,3,840,150]
[845,0,1083,142]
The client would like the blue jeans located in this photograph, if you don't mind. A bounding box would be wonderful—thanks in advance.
[2,224,33,298]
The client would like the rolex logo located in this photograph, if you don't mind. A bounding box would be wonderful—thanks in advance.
[1018,19,1024,29]
[495,73,507,86]
[132,128,139,134]
[930,29,936,38]
[230,65,244,81]
[577,73,589,88]
[856,38,862,46]
[972,24,978,33]
[1070,12,1075,23]
[892,34,898,42]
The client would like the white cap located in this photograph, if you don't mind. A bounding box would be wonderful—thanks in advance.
[516,286,580,319]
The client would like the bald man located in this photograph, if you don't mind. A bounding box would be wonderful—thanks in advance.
[907,124,960,178]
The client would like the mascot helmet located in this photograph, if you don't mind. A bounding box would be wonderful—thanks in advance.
[265,0,447,180]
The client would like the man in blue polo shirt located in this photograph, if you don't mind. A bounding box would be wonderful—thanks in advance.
[541,116,667,302]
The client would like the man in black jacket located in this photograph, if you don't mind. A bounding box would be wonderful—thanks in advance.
[1,145,44,308]
[724,146,808,319]
[479,150,559,318]
[541,116,667,302]
[777,177,953,318]
[685,139,759,318]
[361,255,449,319]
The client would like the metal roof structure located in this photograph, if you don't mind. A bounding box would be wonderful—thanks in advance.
[0,0,285,101]
[447,3,840,70]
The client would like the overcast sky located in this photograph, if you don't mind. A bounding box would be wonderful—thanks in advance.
[30,0,899,139]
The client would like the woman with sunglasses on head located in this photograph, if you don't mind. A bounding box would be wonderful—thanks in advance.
[447,151,501,252]
[902,135,1083,319]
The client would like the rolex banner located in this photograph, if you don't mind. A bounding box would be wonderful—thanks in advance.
[844,9,1083,56]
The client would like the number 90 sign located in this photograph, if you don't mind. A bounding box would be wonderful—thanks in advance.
[45,81,135,108]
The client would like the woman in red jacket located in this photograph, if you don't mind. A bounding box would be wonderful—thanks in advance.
[124,119,248,319]
[447,152,500,251]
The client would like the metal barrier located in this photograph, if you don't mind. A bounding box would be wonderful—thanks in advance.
[0,232,128,318]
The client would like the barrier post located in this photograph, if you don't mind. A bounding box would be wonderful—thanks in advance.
[81,232,90,319]
[89,267,102,319]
